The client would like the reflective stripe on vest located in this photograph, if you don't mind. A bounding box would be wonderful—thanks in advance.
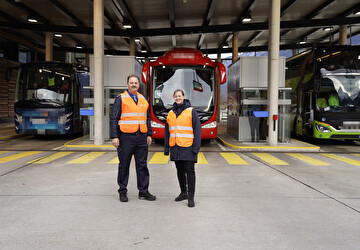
[167,108,194,147]
[118,91,148,133]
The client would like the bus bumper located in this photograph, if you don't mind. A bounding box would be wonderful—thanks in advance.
[313,121,360,140]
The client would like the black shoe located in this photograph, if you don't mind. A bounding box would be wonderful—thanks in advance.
[119,193,128,202]
[175,192,188,202]
[188,199,195,208]
[138,191,156,201]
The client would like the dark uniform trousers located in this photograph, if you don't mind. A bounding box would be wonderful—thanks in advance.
[175,160,196,197]
[117,132,149,194]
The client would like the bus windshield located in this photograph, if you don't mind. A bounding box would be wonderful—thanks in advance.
[318,68,360,112]
[15,66,74,106]
[152,65,215,116]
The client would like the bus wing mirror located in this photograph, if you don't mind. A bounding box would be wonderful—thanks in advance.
[141,62,152,84]
[215,62,226,84]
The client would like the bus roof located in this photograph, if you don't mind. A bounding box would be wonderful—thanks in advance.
[152,48,216,66]
[20,61,88,71]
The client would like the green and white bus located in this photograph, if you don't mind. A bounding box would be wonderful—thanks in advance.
[286,45,360,140]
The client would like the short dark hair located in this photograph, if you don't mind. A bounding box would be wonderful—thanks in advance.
[127,74,140,83]
[173,89,185,97]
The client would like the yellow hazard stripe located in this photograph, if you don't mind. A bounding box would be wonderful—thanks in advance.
[286,153,330,166]
[149,152,169,164]
[197,152,208,164]
[320,153,360,166]
[28,152,74,164]
[0,151,42,163]
[0,151,10,155]
[108,156,119,164]
[352,154,360,158]
[220,152,248,165]
[252,153,288,165]
[67,152,106,164]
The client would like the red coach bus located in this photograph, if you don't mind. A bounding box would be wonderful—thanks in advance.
[141,48,226,139]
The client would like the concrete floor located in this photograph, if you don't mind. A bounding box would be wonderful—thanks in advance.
[0,150,359,249]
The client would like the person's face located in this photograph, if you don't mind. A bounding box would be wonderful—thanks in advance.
[174,91,184,105]
[127,77,139,94]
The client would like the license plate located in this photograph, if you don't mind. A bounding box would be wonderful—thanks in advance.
[32,118,46,124]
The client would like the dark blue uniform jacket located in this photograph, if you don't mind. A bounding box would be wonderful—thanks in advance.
[164,99,201,162]
[110,93,152,139]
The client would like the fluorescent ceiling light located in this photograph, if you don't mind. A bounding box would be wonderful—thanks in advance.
[27,16,37,23]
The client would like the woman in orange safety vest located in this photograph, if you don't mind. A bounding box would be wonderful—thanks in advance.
[164,89,201,208]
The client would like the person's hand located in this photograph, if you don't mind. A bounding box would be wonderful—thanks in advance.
[147,136,152,146]
[112,138,119,148]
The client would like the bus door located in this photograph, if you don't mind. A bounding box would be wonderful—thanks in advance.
[302,90,314,136]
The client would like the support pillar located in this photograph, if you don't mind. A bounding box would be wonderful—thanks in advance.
[45,32,53,61]
[267,0,281,146]
[130,38,135,56]
[93,0,104,145]
[217,52,221,62]
[232,32,238,63]
[339,25,347,45]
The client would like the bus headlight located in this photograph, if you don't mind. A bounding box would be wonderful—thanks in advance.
[315,123,331,133]
[202,121,217,129]
[14,113,23,123]
[151,120,165,128]
[58,112,73,124]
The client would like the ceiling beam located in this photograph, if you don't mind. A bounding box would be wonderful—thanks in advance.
[112,0,151,52]
[168,0,176,47]
[50,0,85,27]
[197,0,218,49]
[1,16,360,38]
[241,31,262,47]
[285,3,360,44]
[304,0,336,20]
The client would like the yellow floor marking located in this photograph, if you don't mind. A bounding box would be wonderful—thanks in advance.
[0,151,10,154]
[0,151,42,163]
[67,152,106,164]
[149,152,169,164]
[252,153,288,165]
[286,153,330,166]
[108,156,119,164]
[220,152,248,165]
[107,155,135,164]
[28,152,74,164]
[197,152,208,164]
[320,153,360,166]
[352,154,360,158]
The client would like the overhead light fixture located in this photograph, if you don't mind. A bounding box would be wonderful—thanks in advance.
[76,43,83,49]
[299,41,306,44]
[223,42,229,48]
[141,46,147,53]
[242,15,252,22]
[323,27,333,31]
[54,34,62,38]
[27,16,37,23]
[354,11,360,15]
[123,21,132,29]
[135,37,141,42]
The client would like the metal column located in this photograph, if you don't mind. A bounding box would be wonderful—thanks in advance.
[267,0,281,146]
[93,0,104,145]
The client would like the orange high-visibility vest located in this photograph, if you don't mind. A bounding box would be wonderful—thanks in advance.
[167,107,194,147]
[118,91,148,133]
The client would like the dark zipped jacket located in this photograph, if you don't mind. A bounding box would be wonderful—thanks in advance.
[164,99,201,162]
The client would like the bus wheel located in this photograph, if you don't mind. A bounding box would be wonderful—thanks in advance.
[82,117,89,135]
